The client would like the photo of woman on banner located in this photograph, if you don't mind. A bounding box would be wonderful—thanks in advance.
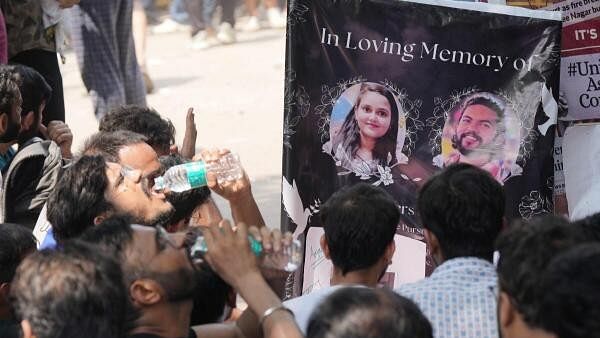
[440,92,520,183]
[329,82,407,175]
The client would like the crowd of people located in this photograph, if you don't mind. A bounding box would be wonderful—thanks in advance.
[0,59,596,338]
[0,1,598,338]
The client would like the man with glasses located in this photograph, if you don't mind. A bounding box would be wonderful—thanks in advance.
[80,215,301,338]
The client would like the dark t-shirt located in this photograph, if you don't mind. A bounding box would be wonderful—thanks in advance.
[129,329,197,338]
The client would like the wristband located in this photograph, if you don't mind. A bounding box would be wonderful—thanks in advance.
[259,305,294,326]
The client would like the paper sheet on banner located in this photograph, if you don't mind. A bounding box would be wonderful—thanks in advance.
[563,124,600,219]
[301,227,426,295]
[546,0,600,120]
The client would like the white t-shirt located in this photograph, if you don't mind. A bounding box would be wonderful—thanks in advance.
[283,285,364,334]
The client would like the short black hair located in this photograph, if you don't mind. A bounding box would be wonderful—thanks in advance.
[47,155,113,242]
[417,163,504,261]
[0,65,21,118]
[496,215,585,330]
[537,243,600,338]
[11,64,52,118]
[79,215,141,326]
[307,287,433,338]
[459,92,506,121]
[11,240,128,338]
[0,223,36,283]
[571,212,600,242]
[159,154,211,226]
[320,183,399,275]
[99,105,175,156]
[79,215,136,283]
[190,266,233,325]
[82,130,148,162]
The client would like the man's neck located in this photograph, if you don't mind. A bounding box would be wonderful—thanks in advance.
[330,265,383,287]
[130,301,192,338]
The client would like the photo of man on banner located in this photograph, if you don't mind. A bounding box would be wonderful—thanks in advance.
[440,92,521,183]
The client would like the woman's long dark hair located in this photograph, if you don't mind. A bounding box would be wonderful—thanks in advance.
[337,83,400,165]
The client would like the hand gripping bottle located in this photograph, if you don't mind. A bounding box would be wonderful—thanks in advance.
[187,231,303,272]
[154,153,243,192]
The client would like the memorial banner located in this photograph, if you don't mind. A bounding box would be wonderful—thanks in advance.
[281,0,561,296]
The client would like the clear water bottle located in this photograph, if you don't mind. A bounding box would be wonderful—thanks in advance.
[154,153,244,193]
[188,232,303,272]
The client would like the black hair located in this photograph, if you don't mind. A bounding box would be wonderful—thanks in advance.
[11,65,51,119]
[10,65,51,143]
[571,212,600,242]
[190,266,233,325]
[417,163,504,261]
[79,215,141,327]
[47,155,113,242]
[10,240,128,338]
[496,215,585,330]
[458,92,505,121]
[0,65,21,118]
[537,243,600,338]
[0,65,21,143]
[0,223,36,283]
[307,287,433,338]
[82,130,149,162]
[159,154,211,226]
[99,105,175,156]
[319,183,399,275]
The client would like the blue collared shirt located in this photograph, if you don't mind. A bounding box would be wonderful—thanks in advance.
[396,257,499,338]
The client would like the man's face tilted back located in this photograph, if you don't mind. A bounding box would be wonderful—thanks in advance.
[128,225,198,303]
[455,104,499,156]
[106,142,174,226]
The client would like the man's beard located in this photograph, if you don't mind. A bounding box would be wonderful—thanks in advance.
[0,115,20,143]
[452,131,484,156]
[146,267,199,303]
[141,207,176,228]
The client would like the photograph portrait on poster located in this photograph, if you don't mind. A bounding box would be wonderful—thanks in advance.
[329,82,407,175]
[439,92,521,183]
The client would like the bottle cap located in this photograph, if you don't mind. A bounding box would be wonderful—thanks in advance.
[153,176,165,191]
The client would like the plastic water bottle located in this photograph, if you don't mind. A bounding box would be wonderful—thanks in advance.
[188,233,303,272]
[154,153,244,193]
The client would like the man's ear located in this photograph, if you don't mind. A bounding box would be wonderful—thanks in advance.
[21,320,36,338]
[384,240,396,263]
[499,291,515,332]
[130,279,163,307]
[320,234,331,259]
[424,229,442,263]
[22,110,35,131]
[0,113,7,135]
[169,144,179,155]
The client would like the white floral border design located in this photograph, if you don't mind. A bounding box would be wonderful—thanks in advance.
[518,191,552,219]
[283,70,311,149]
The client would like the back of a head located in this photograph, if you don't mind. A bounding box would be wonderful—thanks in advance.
[11,64,51,117]
[496,215,585,330]
[537,243,600,338]
[82,130,148,162]
[319,183,399,274]
[47,155,112,242]
[0,65,21,117]
[307,287,433,338]
[11,241,127,338]
[159,155,211,227]
[0,223,36,284]
[571,212,600,241]
[417,163,505,260]
[99,105,175,156]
